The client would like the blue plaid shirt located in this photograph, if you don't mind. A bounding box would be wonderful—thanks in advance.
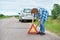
[32,8,49,21]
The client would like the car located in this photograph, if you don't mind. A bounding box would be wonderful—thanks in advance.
[18,9,36,22]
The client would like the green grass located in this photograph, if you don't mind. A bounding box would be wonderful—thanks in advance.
[15,16,19,19]
[45,17,60,36]
[0,16,12,19]
[34,17,60,36]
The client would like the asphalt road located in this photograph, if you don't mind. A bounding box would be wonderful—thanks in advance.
[0,17,60,40]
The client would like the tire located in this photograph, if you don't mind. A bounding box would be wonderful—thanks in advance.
[21,20,24,22]
[19,20,21,22]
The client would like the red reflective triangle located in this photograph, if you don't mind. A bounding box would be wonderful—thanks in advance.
[28,24,38,34]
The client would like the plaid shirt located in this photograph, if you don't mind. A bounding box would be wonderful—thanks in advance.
[33,8,49,21]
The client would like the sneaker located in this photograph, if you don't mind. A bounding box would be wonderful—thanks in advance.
[40,32,45,35]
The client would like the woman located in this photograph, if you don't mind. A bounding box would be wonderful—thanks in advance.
[31,8,49,35]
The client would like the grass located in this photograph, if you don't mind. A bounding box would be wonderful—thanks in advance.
[0,16,12,19]
[15,16,19,19]
[34,17,60,36]
[45,17,60,36]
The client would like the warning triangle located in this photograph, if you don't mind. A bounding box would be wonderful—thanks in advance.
[28,24,38,34]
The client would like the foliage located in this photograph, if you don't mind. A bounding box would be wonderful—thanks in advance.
[14,15,19,19]
[51,4,60,19]
[0,14,4,17]
[0,14,12,19]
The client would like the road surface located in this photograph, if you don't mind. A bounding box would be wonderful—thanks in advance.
[0,17,60,40]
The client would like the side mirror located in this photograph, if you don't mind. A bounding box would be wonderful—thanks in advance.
[18,13,20,14]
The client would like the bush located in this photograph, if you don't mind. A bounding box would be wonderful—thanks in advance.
[0,14,4,17]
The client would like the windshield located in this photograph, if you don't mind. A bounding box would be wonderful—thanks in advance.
[23,9,31,13]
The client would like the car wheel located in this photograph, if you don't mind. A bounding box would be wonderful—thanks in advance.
[19,20,21,22]
[21,20,24,22]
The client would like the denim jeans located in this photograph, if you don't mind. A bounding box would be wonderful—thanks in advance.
[40,19,45,33]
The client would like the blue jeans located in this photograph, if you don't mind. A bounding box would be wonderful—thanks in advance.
[40,19,45,33]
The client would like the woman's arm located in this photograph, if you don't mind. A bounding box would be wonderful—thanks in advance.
[32,18,34,24]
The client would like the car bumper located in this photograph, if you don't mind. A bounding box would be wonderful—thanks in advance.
[21,17,36,20]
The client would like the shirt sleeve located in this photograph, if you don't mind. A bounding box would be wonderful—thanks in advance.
[45,10,49,21]
[46,11,49,17]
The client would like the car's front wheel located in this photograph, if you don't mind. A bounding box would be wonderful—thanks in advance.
[19,19,21,22]
[20,20,24,22]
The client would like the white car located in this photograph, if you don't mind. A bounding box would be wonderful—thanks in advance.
[19,9,36,22]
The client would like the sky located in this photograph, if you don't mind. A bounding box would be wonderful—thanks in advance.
[0,0,60,15]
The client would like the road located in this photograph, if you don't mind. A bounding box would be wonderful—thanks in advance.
[0,17,60,40]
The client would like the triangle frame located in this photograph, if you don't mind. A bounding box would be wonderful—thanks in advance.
[28,24,38,34]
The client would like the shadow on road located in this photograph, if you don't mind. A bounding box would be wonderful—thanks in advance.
[20,20,32,23]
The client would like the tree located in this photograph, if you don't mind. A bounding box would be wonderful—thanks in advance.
[0,14,4,17]
[51,4,60,19]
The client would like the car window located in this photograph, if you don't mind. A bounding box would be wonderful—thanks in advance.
[23,9,31,13]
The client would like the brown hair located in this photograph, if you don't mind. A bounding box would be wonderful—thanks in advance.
[31,8,38,14]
